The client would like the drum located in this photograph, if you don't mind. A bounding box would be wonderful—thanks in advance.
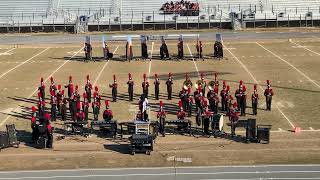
[211,114,223,132]
[219,114,224,131]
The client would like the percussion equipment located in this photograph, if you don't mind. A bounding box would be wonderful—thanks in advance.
[165,119,191,135]
[64,121,88,136]
[257,125,272,144]
[129,134,153,155]
[91,120,117,137]
[211,114,224,133]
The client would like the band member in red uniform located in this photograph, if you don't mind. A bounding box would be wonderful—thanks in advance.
[65,76,74,98]
[38,92,45,119]
[31,106,38,142]
[50,91,57,121]
[92,95,101,121]
[109,75,118,102]
[142,73,149,98]
[200,73,207,95]
[38,77,45,100]
[225,85,231,113]
[74,85,81,104]
[240,85,247,116]
[166,72,173,100]
[56,85,62,115]
[154,74,160,100]
[157,101,166,136]
[177,100,186,120]
[214,73,219,91]
[196,36,203,59]
[220,81,227,111]
[49,77,56,95]
[264,80,274,111]
[235,80,243,110]
[177,35,184,59]
[46,117,53,149]
[252,84,259,115]
[76,103,85,122]
[207,86,219,114]
[82,92,89,121]
[127,73,134,101]
[61,90,67,121]
[85,75,92,103]
[126,37,133,61]
[228,102,240,137]
[202,99,214,135]
[103,100,113,121]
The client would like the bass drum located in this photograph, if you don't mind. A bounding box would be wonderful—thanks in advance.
[211,114,224,132]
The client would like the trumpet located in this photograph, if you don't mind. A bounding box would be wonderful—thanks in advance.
[208,81,216,91]
[195,80,205,89]
[183,80,193,90]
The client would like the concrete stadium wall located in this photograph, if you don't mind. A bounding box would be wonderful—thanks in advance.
[0,20,320,33]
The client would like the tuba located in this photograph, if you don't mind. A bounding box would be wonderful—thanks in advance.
[208,81,216,91]
[195,80,204,89]
[183,80,193,90]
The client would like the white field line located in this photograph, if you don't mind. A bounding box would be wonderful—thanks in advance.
[0,48,49,80]
[290,40,320,56]
[147,42,154,81]
[92,46,119,87]
[223,43,295,128]
[256,42,320,89]
[0,47,83,127]
[2,47,15,54]
[186,44,200,77]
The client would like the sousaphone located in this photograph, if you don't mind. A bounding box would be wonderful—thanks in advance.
[183,80,193,90]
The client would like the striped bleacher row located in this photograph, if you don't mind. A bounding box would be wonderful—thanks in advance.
[0,0,320,26]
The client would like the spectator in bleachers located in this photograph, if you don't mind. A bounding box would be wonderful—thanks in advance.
[160,0,199,15]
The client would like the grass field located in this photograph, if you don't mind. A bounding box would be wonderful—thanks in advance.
[0,38,320,132]
[0,36,319,169]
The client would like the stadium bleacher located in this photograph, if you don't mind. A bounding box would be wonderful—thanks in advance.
[0,0,320,29]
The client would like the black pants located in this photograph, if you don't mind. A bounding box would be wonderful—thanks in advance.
[266,97,272,111]
[112,89,117,102]
[51,105,56,121]
[155,86,159,100]
[240,100,246,116]
[84,107,89,121]
[61,105,66,121]
[252,102,257,115]
[143,89,148,99]
[31,126,38,142]
[93,107,99,121]
[128,89,133,101]
[221,98,226,111]
[167,89,172,100]
[204,117,210,135]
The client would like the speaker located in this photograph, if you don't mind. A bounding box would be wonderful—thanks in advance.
[0,132,9,149]
[246,119,256,142]
[257,125,272,144]
[6,124,19,146]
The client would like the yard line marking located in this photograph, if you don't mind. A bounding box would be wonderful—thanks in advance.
[0,47,83,128]
[223,43,295,128]
[278,128,283,131]
[290,41,320,56]
[0,48,49,80]
[257,42,320,89]
[92,46,119,87]
[2,47,15,54]
[147,42,154,81]
[309,127,314,130]
[186,44,200,76]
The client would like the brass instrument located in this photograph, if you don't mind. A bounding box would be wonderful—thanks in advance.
[183,80,193,90]
[195,80,205,89]
[208,81,216,91]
